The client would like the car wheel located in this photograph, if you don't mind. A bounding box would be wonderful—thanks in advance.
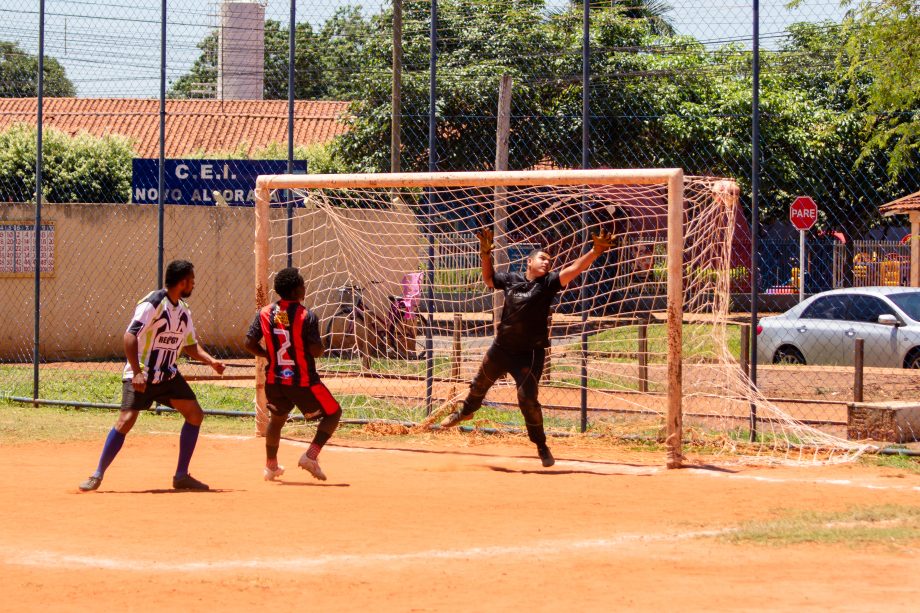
[773,346,805,365]
[904,348,920,369]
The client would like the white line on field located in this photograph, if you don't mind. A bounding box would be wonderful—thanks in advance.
[2,529,728,573]
[684,468,920,493]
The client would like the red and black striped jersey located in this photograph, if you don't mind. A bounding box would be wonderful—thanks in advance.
[246,300,322,386]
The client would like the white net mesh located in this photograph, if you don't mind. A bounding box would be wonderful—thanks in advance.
[256,171,871,464]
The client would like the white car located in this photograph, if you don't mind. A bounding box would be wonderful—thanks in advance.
[756,287,920,368]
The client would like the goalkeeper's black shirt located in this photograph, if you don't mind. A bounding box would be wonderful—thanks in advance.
[492,271,563,351]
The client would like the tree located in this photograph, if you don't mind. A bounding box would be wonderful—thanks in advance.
[315,7,376,100]
[0,41,76,97]
[262,19,325,100]
[753,21,918,244]
[569,0,675,36]
[170,9,373,100]
[839,0,919,178]
[168,31,218,98]
[335,0,564,172]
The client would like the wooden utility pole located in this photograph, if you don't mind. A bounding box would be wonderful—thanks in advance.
[492,74,512,333]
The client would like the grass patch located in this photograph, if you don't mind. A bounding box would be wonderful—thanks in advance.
[318,356,453,378]
[725,505,920,546]
[0,394,417,445]
[557,375,664,392]
[1,365,258,411]
[1,365,124,404]
[467,405,577,430]
[861,452,920,474]
[571,323,742,363]
[0,402,256,444]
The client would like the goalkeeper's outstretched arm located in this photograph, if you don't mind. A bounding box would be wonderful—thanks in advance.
[559,230,613,287]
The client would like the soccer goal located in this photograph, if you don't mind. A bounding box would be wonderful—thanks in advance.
[253,169,868,466]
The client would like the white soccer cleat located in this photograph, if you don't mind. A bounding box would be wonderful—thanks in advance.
[298,453,327,481]
[263,465,285,481]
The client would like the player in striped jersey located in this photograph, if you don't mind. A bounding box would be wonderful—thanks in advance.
[78,260,225,492]
[245,267,342,482]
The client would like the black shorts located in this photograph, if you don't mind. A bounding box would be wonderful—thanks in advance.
[120,374,197,411]
[265,382,340,419]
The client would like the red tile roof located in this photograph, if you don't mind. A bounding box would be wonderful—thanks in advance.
[0,98,349,158]
[880,191,920,216]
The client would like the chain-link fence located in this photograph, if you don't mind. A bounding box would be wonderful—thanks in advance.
[1,1,918,444]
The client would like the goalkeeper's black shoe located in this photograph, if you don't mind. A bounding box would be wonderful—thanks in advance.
[173,473,210,491]
[439,410,473,428]
[79,475,102,492]
[538,447,555,468]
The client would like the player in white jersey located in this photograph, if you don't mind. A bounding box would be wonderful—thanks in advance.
[78,260,225,492]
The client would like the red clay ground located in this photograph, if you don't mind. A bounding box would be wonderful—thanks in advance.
[1,433,919,611]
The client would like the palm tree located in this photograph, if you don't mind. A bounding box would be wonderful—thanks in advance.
[570,0,676,36]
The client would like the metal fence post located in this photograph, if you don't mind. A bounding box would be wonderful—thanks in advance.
[637,322,648,393]
[739,323,750,377]
[423,0,438,415]
[32,0,46,405]
[451,313,462,380]
[157,0,166,287]
[749,0,762,443]
[854,338,864,404]
[578,0,591,434]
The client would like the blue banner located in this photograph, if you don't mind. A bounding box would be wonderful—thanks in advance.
[131,159,307,206]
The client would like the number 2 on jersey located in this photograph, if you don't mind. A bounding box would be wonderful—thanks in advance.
[273,328,295,366]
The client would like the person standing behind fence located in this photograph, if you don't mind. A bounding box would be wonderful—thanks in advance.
[78,260,225,492]
[439,228,613,467]
[244,267,342,482]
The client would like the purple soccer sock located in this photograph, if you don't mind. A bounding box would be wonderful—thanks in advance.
[93,428,126,478]
[175,422,200,478]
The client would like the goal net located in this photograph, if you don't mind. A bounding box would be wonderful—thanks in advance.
[254,169,869,466]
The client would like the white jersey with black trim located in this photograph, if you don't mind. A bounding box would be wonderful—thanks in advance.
[123,289,199,384]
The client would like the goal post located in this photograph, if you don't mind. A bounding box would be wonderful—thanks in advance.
[254,168,685,466]
[666,170,683,468]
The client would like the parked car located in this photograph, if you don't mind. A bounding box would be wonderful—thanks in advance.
[756,287,920,368]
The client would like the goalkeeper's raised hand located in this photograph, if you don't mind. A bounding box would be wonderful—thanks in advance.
[591,230,614,255]
[477,228,494,257]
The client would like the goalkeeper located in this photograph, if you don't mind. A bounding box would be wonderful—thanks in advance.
[244,267,342,482]
[439,228,613,467]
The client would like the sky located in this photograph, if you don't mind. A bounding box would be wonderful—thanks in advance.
[1,0,847,98]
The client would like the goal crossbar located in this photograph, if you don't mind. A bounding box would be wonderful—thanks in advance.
[255,168,683,190]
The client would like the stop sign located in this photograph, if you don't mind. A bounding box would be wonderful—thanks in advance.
[790,196,818,231]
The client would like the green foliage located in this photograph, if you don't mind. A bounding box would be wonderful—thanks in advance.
[0,123,134,203]
[135,0,920,236]
[167,30,219,99]
[0,40,75,97]
[839,0,919,179]
[336,0,569,172]
[186,140,348,174]
[170,8,375,101]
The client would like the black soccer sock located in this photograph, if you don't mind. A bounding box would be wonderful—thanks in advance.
[266,444,279,462]
[525,424,548,449]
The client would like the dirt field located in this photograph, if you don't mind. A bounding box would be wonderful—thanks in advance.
[1,432,919,611]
